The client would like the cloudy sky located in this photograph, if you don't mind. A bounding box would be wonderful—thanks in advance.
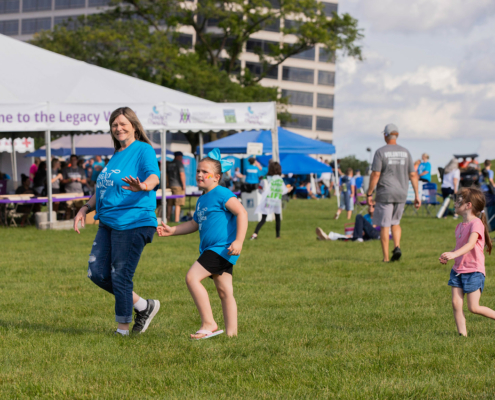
[334,0,495,171]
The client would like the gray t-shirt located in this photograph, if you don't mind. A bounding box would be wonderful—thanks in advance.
[166,159,185,188]
[62,167,85,193]
[52,169,60,190]
[372,144,414,203]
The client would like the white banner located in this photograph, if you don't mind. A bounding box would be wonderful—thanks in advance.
[0,102,275,132]
[0,137,35,153]
[164,102,276,132]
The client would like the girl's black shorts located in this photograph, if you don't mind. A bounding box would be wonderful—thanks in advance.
[197,250,233,277]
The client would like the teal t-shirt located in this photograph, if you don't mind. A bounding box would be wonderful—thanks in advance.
[245,166,260,184]
[193,186,239,265]
[95,141,160,230]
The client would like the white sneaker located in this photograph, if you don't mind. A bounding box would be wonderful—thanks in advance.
[316,227,329,241]
[356,238,364,242]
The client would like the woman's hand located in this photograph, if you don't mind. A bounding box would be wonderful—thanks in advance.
[122,175,145,192]
[74,207,87,234]
[157,222,176,237]
[228,240,243,256]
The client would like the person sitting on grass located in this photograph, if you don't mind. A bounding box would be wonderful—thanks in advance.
[317,203,380,242]
[439,187,495,337]
[157,148,248,340]
[334,168,355,220]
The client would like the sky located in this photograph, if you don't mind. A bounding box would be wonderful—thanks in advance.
[334,0,495,171]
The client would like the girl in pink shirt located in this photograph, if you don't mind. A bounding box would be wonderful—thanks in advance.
[439,187,494,337]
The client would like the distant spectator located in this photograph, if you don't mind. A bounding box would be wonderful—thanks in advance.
[51,159,63,195]
[459,157,469,169]
[0,171,11,180]
[482,159,495,187]
[418,153,431,182]
[29,157,40,182]
[15,174,34,226]
[166,151,186,222]
[414,159,421,172]
[33,161,47,196]
[440,158,460,218]
[232,167,243,191]
[62,154,87,218]
[241,157,262,193]
[334,168,355,220]
[91,155,105,183]
[318,160,333,195]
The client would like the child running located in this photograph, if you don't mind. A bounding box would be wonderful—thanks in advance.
[157,148,248,339]
[250,161,290,240]
[439,187,494,337]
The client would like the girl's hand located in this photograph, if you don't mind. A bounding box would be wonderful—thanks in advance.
[74,207,87,234]
[122,175,145,192]
[440,252,456,263]
[157,222,176,237]
[228,240,243,256]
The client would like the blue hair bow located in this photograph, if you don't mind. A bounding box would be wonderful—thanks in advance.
[207,148,233,173]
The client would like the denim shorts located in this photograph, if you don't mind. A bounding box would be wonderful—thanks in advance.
[448,269,485,294]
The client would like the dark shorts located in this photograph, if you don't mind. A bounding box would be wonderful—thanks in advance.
[198,250,233,277]
[448,270,485,294]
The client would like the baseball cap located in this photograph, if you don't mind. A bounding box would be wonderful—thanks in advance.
[383,123,399,136]
[174,151,183,157]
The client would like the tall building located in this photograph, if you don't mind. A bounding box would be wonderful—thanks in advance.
[0,0,336,146]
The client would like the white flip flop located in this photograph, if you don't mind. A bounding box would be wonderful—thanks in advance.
[192,329,224,340]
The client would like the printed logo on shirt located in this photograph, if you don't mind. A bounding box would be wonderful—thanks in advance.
[96,169,121,198]
[384,151,408,165]
[196,201,208,231]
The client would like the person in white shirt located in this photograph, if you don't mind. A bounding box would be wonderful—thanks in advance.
[441,158,460,218]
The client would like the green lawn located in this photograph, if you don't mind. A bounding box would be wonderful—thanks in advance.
[1,199,495,399]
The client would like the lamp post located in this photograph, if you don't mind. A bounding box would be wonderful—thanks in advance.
[366,147,372,175]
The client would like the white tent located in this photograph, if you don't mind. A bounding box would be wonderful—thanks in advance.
[0,34,278,226]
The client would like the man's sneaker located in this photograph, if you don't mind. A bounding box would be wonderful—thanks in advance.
[316,227,329,241]
[132,299,160,334]
[391,246,402,262]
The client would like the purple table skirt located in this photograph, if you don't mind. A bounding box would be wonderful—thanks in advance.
[0,194,185,204]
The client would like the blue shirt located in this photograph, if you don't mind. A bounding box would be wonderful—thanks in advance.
[245,166,260,184]
[340,175,355,195]
[193,185,238,265]
[418,162,431,182]
[91,160,106,182]
[95,141,160,230]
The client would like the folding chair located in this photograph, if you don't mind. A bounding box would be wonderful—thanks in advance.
[422,183,441,216]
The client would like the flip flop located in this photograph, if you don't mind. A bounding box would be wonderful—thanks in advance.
[192,329,224,340]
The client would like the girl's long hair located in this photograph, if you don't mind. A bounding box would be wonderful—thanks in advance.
[109,107,152,151]
[458,187,492,254]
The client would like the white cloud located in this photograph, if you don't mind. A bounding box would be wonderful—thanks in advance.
[344,0,495,33]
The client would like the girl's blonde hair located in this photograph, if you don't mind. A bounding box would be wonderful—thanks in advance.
[458,187,492,255]
[109,107,152,151]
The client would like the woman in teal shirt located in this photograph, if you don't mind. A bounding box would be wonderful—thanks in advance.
[74,107,161,336]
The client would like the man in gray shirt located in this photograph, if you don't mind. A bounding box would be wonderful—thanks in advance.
[367,124,420,262]
[62,154,87,219]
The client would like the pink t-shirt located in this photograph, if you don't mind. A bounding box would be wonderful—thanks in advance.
[29,164,38,181]
[453,218,486,276]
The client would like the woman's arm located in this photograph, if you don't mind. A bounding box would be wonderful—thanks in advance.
[122,174,160,192]
[453,177,459,194]
[157,220,198,237]
[225,197,248,255]
[73,194,97,234]
[440,232,479,263]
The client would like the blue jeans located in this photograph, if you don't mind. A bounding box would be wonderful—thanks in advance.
[87,223,155,323]
[352,214,380,241]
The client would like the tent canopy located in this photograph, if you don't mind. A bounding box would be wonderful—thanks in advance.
[201,127,335,155]
[257,154,333,175]
[26,133,174,157]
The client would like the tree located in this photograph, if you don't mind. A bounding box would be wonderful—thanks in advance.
[339,155,369,176]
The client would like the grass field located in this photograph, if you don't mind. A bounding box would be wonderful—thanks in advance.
[2,198,495,399]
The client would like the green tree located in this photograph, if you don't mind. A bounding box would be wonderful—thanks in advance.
[339,155,369,176]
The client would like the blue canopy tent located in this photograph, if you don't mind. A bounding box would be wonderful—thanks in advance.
[27,133,174,157]
[257,154,332,175]
[200,127,335,155]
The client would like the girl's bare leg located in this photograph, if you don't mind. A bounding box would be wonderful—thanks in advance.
[186,262,217,338]
[452,287,467,336]
[467,289,495,319]
[213,273,237,337]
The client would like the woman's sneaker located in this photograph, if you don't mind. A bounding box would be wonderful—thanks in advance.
[132,299,160,334]
[250,234,258,240]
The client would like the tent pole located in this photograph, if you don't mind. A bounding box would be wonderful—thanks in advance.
[161,129,167,224]
[270,101,279,162]
[45,130,53,226]
[199,133,204,159]
[11,134,18,190]
[71,132,76,155]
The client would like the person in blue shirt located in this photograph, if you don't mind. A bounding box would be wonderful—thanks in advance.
[157,148,248,340]
[418,153,431,182]
[73,107,161,337]
[91,155,106,184]
[334,168,356,220]
[240,157,262,193]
